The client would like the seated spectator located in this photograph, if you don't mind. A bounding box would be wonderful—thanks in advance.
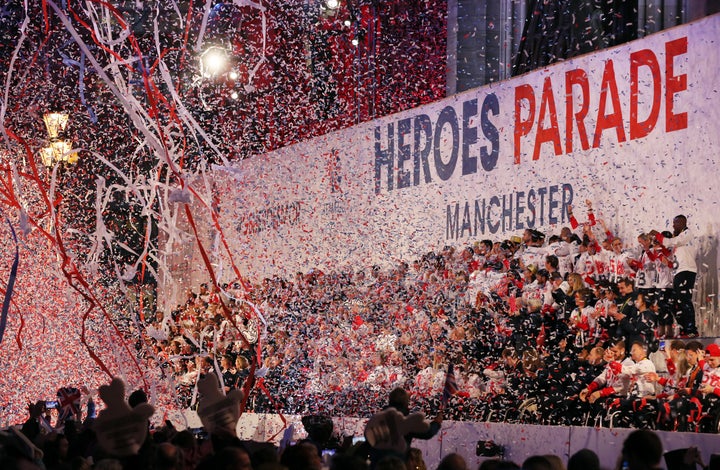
[607,341,657,428]
[657,341,704,431]
[699,343,720,430]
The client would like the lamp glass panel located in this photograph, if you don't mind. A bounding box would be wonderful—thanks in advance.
[43,112,69,138]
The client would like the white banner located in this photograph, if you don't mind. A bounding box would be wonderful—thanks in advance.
[178,15,720,329]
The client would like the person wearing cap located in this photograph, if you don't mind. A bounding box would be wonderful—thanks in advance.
[522,264,538,285]
[701,344,720,394]
[699,343,720,430]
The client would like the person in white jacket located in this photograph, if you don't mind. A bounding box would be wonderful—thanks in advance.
[608,340,657,428]
[653,215,698,337]
[622,341,657,398]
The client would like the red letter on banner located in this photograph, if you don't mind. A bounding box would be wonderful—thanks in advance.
[565,68,590,154]
[514,84,535,164]
[665,37,688,132]
[533,76,563,159]
[629,49,661,140]
[593,60,626,148]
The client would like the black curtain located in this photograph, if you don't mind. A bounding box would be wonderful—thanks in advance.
[512,0,637,77]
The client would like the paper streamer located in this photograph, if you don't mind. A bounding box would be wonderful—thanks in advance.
[0,216,20,345]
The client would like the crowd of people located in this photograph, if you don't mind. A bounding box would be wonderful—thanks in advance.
[2,386,715,470]
[138,203,719,432]
[4,203,720,469]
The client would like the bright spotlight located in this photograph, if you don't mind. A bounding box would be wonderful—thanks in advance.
[200,46,229,78]
[351,38,359,46]
[323,0,340,10]
[344,19,351,27]
[230,91,239,100]
[229,70,239,80]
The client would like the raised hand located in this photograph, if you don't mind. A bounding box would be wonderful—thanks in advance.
[94,378,155,457]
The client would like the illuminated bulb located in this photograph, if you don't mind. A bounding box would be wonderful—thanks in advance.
[351,38,359,46]
[229,70,238,80]
[324,0,340,10]
[230,91,239,99]
[344,19,351,27]
[200,46,229,78]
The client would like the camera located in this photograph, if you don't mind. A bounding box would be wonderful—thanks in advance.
[189,428,209,440]
[476,440,504,457]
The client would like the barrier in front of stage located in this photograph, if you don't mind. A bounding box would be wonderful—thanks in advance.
[174,410,720,469]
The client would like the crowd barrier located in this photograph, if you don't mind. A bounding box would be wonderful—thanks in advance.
[175,410,720,469]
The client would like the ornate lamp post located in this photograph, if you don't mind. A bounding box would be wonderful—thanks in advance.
[40,112,78,167]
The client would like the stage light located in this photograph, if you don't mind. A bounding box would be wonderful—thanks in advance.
[229,70,239,80]
[200,46,230,78]
[323,0,340,11]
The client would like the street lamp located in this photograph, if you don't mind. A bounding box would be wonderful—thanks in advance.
[40,112,78,167]
[323,0,340,11]
[43,112,69,138]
